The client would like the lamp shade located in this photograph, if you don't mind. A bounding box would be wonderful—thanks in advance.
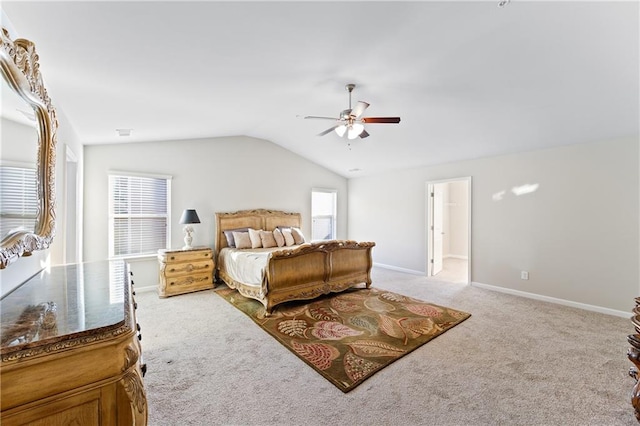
[334,124,347,137]
[347,123,365,140]
[179,209,200,224]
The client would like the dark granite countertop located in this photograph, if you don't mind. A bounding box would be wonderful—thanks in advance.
[1,260,129,358]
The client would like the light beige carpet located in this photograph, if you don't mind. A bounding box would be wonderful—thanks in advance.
[135,267,635,425]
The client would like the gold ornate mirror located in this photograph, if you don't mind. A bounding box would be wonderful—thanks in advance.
[0,28,58,269]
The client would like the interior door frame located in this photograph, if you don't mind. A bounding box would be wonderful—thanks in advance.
[431,182,445,275]
[425,176,472,283]
[64,145,79,264]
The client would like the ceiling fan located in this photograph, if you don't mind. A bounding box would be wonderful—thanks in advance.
[304,84,401,140]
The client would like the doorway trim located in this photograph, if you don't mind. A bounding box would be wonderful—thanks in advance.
[425,176,472,284]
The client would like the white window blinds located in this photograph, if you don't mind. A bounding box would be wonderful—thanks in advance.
[108,173,170,257]
[0,165,38,237]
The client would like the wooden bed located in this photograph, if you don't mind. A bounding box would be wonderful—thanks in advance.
[215,209,375,314]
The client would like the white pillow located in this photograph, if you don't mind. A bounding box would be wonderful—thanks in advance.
[281,228,295,246]
[291,227,305,245]
[248,228,263,248]
[273,228,285,247]
[260,230,278,248]
[233,231,251,249]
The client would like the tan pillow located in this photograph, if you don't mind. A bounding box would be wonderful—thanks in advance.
[291,227,305,245]
[282,228,295,246]
[260,230,278,248]
[273,228,285,247]
[232,231,251,249]
[248,228,263,248]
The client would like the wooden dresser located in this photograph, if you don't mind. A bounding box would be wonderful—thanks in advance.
[0,261,147,425]
[157,247,214,297]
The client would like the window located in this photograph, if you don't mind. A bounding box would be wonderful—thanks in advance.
[0,165,38,237]
[108,173,171,258]
[311,189,337,241]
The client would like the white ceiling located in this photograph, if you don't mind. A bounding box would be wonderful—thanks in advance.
[2,1,638,177]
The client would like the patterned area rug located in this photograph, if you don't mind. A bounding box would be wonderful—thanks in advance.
[216,286,471,392]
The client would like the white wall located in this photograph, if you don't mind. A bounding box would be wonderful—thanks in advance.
[348,137,639,312]
[83,135,348,286]
[52,108,84,266]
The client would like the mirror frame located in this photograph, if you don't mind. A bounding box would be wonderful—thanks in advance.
[0,28,58,269]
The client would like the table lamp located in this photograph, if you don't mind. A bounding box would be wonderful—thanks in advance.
[179,209,200,250]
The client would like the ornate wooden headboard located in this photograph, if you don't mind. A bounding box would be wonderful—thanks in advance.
[214,209,301,254]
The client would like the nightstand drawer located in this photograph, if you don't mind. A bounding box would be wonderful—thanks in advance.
[165,271,213,291]
[160,250,212,264]
[163,259,213,277]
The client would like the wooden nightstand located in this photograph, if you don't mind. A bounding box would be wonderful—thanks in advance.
[157,247,214,297]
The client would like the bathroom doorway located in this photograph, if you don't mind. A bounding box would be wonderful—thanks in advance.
[426,177,471,284]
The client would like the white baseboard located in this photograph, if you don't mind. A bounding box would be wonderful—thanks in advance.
[471,281,629,318]
[444,254,468,260]
[135,285,158,294]
[374,263,425,276]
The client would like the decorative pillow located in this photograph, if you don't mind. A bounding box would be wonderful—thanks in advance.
[273,228,285,247]
[232,231,251,249]
[281,228,295,246]
[248,228,263,248]
[224,227,248,247]
[260,230,278,248]
[291,227,306,245]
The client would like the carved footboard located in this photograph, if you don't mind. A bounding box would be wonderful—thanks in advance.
[264,241,375,314]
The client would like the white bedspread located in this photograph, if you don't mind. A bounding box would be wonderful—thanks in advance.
[218,246,295,287]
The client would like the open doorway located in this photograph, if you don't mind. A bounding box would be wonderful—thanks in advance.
[426,177,471,284]
[64,145,79,264]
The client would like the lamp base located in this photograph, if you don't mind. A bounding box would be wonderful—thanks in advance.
[182,227,194,250]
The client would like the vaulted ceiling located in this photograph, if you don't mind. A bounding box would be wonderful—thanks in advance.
[2,1,638,177]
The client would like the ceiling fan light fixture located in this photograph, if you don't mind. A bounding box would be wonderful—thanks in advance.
[305,83,400,141]
[348,123,364,140]
[335,124,347,137]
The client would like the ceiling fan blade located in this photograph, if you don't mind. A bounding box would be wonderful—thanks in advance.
[350,101,370,118]
[318,125,339,136]
[361,117,401,124]
[359,129,370,139]
[304,115,339,121]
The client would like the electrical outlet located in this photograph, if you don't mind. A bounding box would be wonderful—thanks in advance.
[521,271,529,280]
